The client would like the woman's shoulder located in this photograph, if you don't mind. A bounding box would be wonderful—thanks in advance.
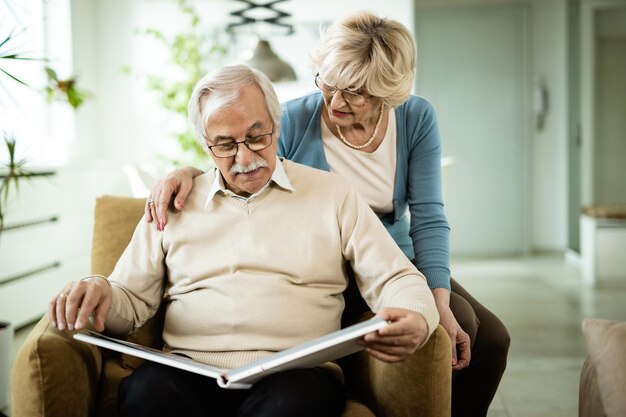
[282,91,322,114]
[396,95,439,131]
[397,95,436,117]
[394,95,441,147]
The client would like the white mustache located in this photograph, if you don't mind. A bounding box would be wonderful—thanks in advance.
[230,159,269,175]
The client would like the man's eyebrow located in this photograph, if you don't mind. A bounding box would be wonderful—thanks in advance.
[213,134,236,142]
[209,121,267,142]
[247,121,264,131]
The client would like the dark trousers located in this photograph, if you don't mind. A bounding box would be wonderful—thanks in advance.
[118,362,345,417]
[449,278,510,417]
[342,272,510,417]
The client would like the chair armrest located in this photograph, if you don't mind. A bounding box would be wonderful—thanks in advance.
[11,315,103,417]
[343,324,451,417]
[579,356,605,417]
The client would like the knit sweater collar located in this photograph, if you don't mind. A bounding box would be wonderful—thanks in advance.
[204,156,294,207]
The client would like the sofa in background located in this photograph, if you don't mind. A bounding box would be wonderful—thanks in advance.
[11,195,452,417]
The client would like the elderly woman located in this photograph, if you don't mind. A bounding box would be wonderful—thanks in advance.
[146,11,509,417]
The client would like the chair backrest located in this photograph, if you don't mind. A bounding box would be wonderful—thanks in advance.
[91,195,145,276]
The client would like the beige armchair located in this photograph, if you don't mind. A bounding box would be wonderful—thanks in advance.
[12,195,451,417]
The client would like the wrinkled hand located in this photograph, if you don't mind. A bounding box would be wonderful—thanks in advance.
[360,308,429,363]
[48,276,112,332]
[145,166,201,230]
[435,294,471,371]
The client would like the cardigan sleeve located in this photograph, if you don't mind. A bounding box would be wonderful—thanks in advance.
[404,99,451,290]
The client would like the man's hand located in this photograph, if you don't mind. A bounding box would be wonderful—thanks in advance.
[145,166,203,231]
[433,288,471,371]
[48,276,112,332]
[360,308,429,363]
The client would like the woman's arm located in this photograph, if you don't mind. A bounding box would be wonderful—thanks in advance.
[146,166,204,229]
[404,98,470,370]
[405,99,451,290]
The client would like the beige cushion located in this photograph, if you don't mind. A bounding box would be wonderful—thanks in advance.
[581,319,626,417]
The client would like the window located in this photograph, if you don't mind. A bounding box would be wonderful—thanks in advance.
[0,0,74,167]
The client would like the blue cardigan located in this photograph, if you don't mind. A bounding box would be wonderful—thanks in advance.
[278,92,451,290]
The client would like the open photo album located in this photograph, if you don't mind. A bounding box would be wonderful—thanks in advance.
[74,315,388,389]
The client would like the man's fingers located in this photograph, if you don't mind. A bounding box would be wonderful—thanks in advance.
[64,283,85,331]
[74,288,103,330]
[48,297,58,328]
[50,282,73,329]
[50,279,111,332]
[362,333,417,347]
[55,292,68,330]
[92,296,112,332]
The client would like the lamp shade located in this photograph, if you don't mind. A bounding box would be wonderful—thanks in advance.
[245,39,296,82]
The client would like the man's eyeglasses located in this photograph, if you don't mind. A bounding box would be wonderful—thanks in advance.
[314,74,369,106]
[206,127,274,158]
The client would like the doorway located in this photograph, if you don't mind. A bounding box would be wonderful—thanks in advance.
[415,4,531,256]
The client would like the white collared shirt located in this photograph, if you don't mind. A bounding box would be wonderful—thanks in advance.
[204,156,295,207]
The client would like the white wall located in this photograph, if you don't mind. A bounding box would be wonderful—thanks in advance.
[415,0,570,253]
[67,0,577,254]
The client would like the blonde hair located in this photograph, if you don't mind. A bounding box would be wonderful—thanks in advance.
[310,11,416,108]
[188,64,281,146]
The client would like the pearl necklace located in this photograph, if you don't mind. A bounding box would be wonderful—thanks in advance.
[336,104,385,150]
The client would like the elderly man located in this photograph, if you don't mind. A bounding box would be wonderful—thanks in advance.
[48,64,439,417]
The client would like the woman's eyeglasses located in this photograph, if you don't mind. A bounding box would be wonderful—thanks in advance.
[314,74,369,106]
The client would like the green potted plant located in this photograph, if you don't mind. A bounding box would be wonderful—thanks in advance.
[128,0,228,166]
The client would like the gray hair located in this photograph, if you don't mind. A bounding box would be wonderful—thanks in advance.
[188,64,281,145]
[310,11,416,108]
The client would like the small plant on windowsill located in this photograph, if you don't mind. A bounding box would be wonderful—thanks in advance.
[0,133,30,233]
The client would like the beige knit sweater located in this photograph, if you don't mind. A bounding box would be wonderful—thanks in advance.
[105,159,438,369]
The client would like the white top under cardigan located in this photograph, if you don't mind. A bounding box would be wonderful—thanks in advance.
[104,158,438,372]
[321,111,397,214]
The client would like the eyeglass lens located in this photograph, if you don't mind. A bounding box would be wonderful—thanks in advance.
[315,75,366,106]
[209,133,272,158]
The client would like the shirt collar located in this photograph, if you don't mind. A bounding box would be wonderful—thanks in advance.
[204,156,294,207]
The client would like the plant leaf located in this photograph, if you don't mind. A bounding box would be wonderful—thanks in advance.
[0,67,29,86]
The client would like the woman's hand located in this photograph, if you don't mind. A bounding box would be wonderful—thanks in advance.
[146,166,203,230]
[48,276,112,332]
[360,308,429,363]
[433,288,471,371]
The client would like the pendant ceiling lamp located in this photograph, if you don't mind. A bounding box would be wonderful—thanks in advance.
[228,0,297,82]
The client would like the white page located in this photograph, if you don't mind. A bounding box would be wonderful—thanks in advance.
[74,315,388,389]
